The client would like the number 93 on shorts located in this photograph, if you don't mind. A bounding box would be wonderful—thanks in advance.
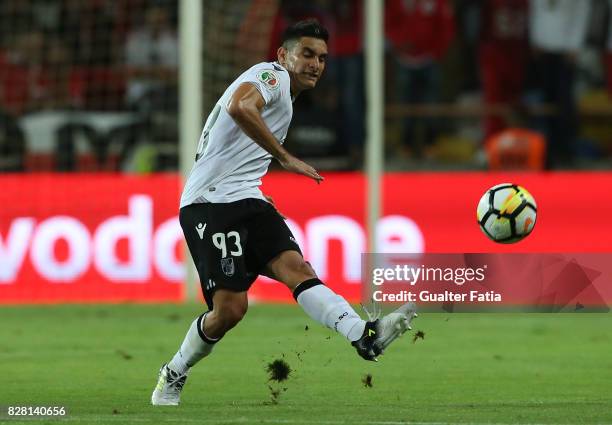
[179,198,301,307]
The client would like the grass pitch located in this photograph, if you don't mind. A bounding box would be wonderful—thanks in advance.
[0,304,611,424]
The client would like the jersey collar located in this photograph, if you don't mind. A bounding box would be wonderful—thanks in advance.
[273,62,296,102]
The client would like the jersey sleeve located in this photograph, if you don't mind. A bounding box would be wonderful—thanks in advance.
[242,68,284,105]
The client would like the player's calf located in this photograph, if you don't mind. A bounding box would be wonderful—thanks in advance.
[203,289,249,339]
[152,311,222,405]
[205,302,247,338]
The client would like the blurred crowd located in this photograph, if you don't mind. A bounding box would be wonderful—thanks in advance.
[272,0,612,170]
[0,0,177,114]
[0,0,178,171]
[1,0,611,172]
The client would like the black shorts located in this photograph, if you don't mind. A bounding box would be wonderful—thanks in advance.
[180,198,301,309]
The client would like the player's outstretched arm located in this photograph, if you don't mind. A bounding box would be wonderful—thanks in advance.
[227,82,323,184]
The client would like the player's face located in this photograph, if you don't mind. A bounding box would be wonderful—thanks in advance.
[279,37,328,93]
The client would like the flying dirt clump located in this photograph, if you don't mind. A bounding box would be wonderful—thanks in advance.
[267,358,291,382]
[265,358,292,404]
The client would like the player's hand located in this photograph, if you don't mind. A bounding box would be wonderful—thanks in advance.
[264,194,286,219]
[279,154,324,184]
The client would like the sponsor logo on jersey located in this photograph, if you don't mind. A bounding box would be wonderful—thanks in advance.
[196,222,207,239]
[257,70,280,90]
[221,258,235,277]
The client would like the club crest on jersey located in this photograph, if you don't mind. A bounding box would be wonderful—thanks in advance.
[221,258,235,277]
[257,70,280,90]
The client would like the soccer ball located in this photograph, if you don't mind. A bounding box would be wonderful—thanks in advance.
[477,183,537,243]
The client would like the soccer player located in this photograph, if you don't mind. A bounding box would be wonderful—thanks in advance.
[152,19,417,406]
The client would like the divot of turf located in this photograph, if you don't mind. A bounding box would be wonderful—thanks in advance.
[115,349,133,360]
[265,358,292,404]
[267,358,291,382]
[362,373,373,388]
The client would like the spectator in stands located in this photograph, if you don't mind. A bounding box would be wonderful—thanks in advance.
[1,30,80,115]
[60,0,118,67]
[0,30,48,115]
[0,0,34,43]
[529,0,591,168]
[385,0,455,158]
[236,0,285,67]
[58,0,125,110]
[124,1,178,112]
[478,0,529,141]
[43,36,74,111]
[330,0,365,168]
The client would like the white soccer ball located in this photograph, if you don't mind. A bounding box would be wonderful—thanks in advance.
[476,183,537,243]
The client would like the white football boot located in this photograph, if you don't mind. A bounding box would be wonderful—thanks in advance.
[352,302,418,361]
[151,364,188,406]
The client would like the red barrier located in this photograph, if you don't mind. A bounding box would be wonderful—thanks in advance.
[1,172,610,304]
[0,174,183,303]
[252,172,612,302]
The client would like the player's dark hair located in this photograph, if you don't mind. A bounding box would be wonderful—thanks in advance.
[281,19,329,48]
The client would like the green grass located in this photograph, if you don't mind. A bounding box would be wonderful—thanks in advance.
[0,304,611,424]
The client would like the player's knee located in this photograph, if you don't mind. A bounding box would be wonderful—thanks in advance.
[304,261,317,278]
[295,259,317,280]
[282,259,317,291]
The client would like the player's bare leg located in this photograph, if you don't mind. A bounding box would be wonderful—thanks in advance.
[152,289,247,405]
[265,250,417,361]
[264,250,318,291]
[202,289,248,339]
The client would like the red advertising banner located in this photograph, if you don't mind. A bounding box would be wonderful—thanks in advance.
[1,172,611,304]
[0,174,183,303]
[249,172,612,303]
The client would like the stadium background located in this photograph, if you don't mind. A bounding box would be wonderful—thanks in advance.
[1,2,612,424]
[2,0,612,302]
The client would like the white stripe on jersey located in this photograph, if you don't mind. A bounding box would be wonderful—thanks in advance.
[180,62,293,207]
